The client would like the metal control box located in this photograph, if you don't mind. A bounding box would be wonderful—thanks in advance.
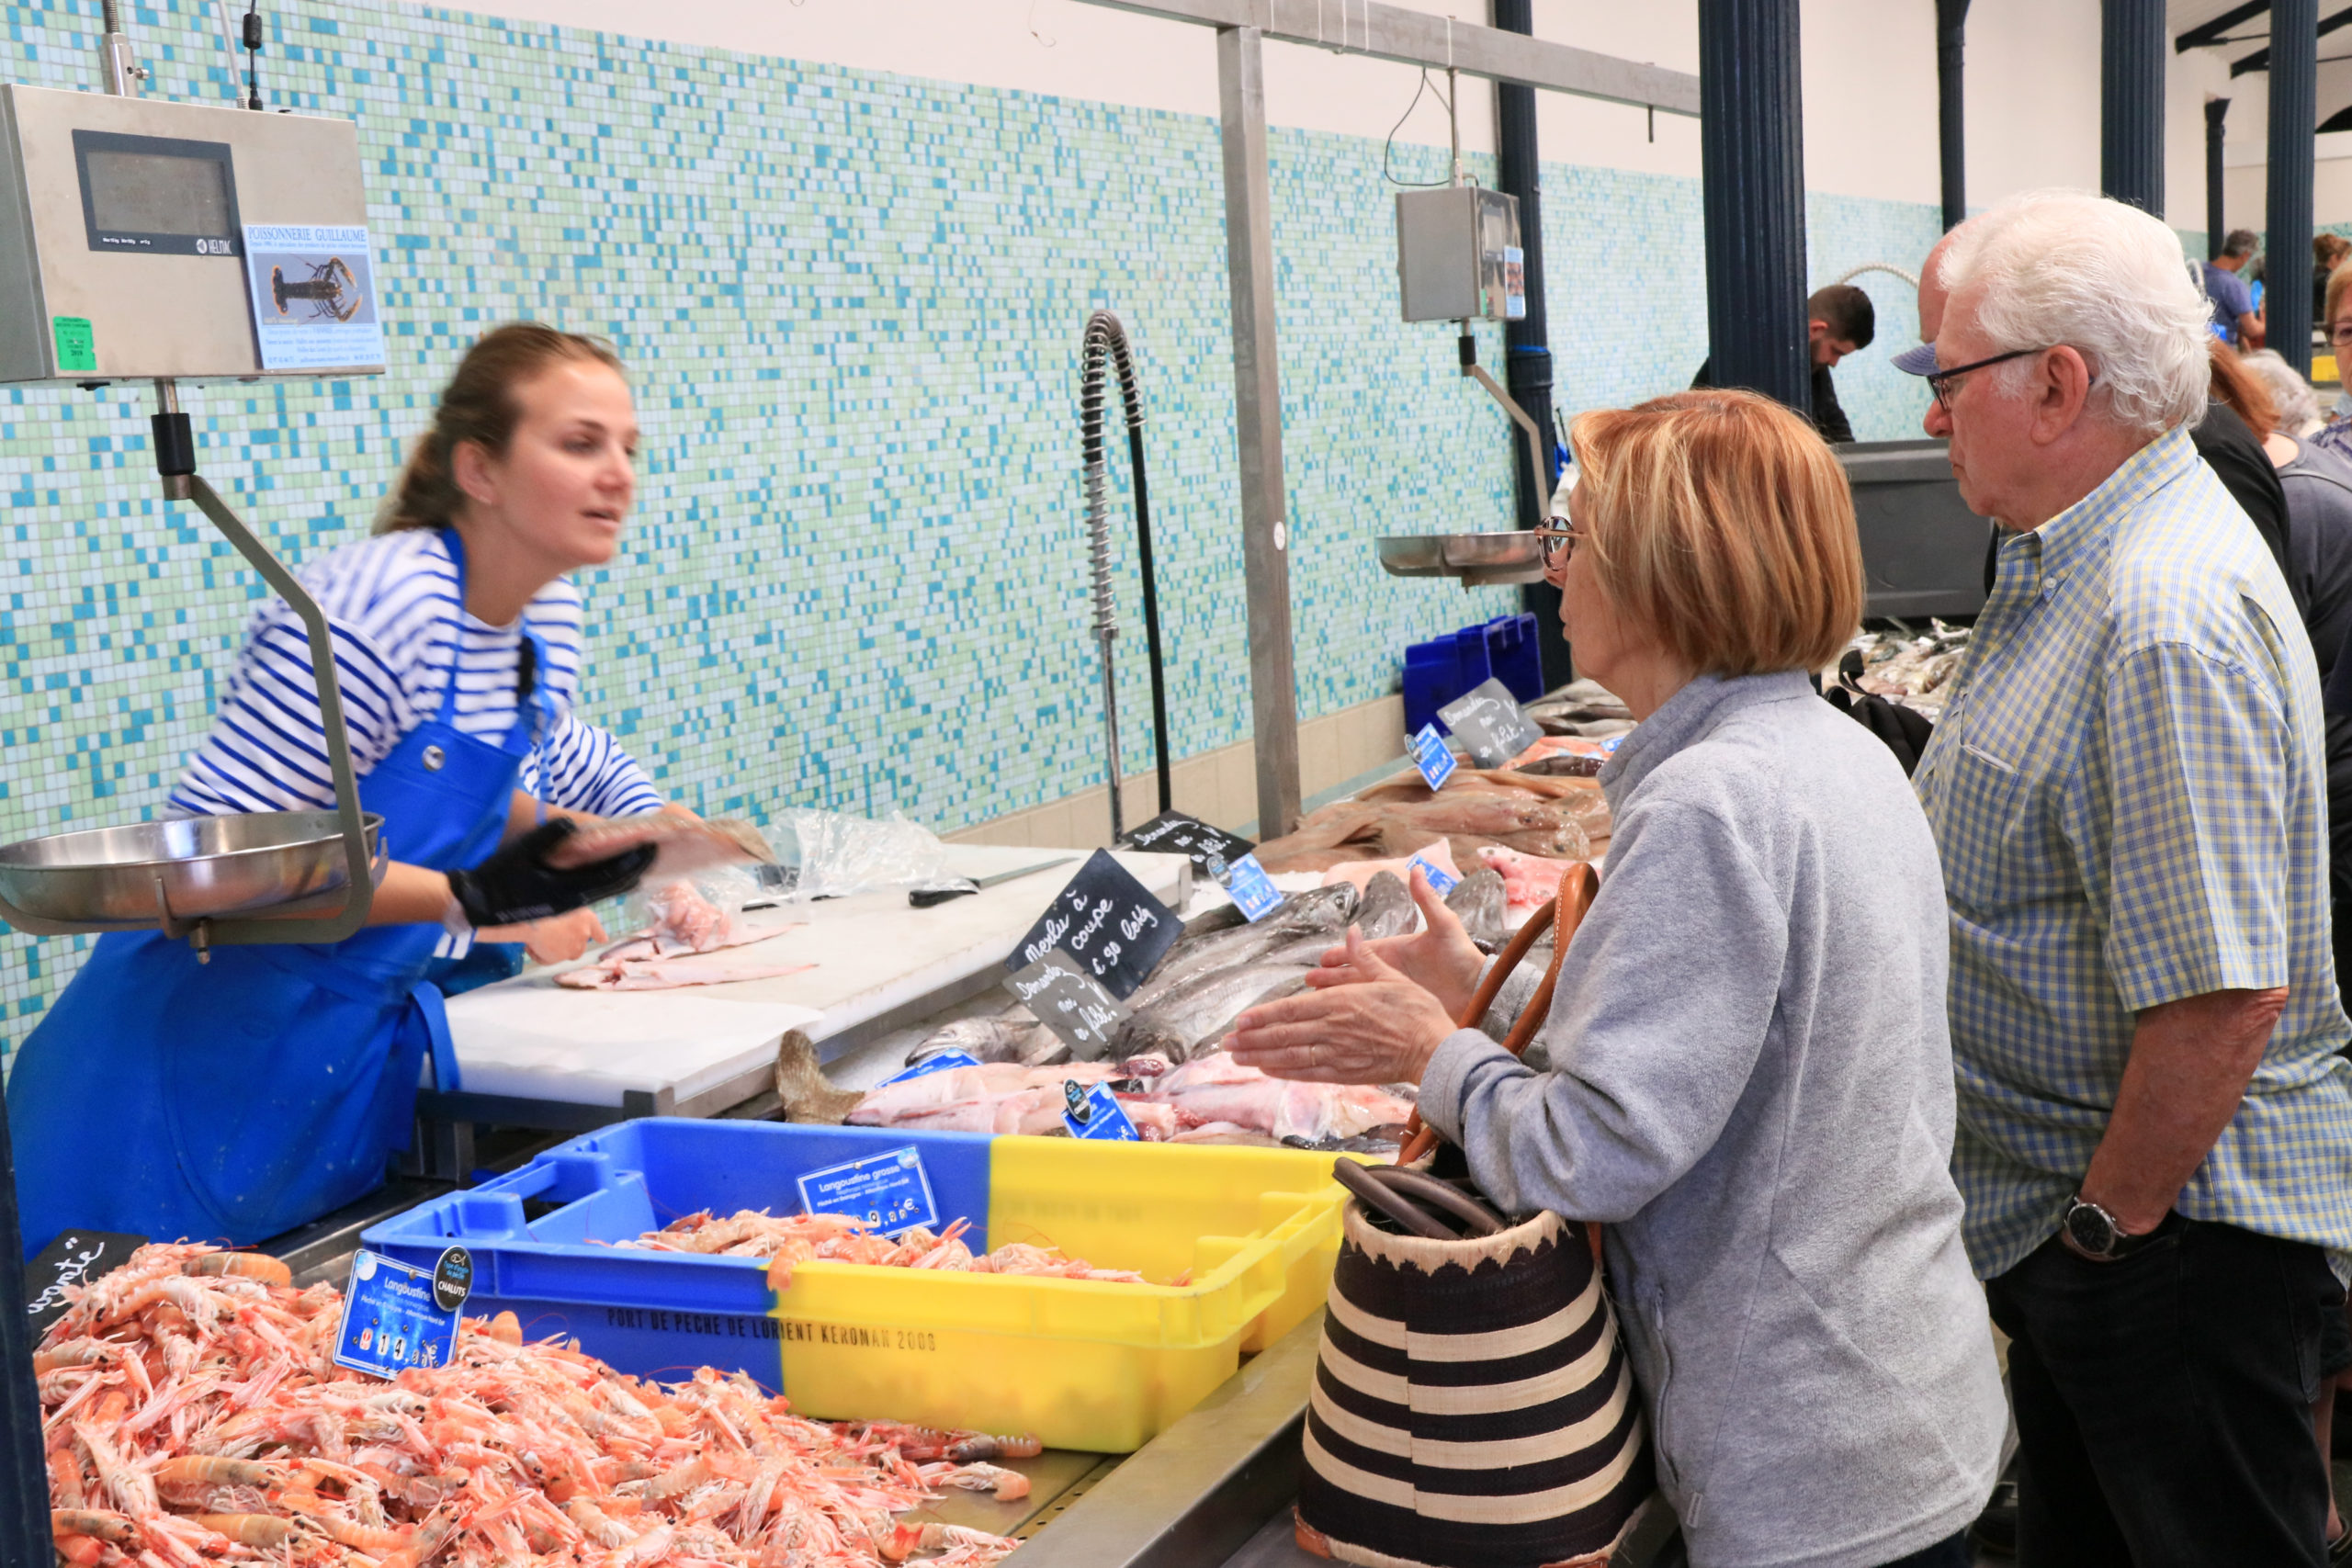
[0,84,382,383]
[1395,186,1524,323]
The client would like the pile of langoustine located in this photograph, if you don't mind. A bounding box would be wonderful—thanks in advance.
[618,1211,1165,1292]
[37,1242,1030,1567]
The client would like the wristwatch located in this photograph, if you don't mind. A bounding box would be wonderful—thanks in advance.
[2062,1197,2163,1261]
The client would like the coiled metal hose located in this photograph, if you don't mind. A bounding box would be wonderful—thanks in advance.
[1079,311,1170,840]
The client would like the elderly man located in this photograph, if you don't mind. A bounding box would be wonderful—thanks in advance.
[1913,188,2352,1566]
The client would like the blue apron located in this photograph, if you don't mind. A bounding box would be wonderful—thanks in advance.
[7,529,550,1257]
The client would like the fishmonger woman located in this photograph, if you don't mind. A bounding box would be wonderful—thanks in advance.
[9,323,677,1256]
[1231,390,2006,1568]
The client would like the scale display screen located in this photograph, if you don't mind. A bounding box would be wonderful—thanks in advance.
[72,130,242,257]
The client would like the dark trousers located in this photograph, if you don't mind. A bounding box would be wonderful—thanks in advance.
[1984,1215,2339,1568]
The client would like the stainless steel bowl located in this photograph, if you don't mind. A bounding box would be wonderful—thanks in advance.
[0,812,384,924]
[1377,533,1546,586]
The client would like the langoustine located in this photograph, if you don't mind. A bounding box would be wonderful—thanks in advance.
[38,1241,1023,1566]
[618,1211,1152,1292]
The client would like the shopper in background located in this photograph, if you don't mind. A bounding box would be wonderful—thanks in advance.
[2249,344,2330,439]
[1917,189,2352,1567]
[1691,283,1873,444]
[2317,235,2351,333]
[2205,228,2266,348]
[2310,265,2352,468]
[1232,388,2006,1568]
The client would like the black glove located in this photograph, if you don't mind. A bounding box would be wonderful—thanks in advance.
[445,818,656,928]
[1824,683,1936,776]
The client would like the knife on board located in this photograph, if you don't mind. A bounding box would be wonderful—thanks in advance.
[908,857,1080,908]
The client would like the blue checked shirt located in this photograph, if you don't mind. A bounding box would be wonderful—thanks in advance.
[1915,423,2352,1280]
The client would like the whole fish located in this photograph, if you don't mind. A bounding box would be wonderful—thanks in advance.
[1354,871,1416,940]
[1126,882,1357,1010]
[1445,867,1510,952]
[905,1011,1059,1067]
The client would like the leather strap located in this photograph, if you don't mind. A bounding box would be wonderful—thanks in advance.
[1398,863,1600,1166]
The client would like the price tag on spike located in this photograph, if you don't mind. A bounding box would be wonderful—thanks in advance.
[1221,852,1286,921]
[1410,724,1458,791]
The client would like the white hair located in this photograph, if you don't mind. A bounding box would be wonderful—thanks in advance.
[2243,347,2324,436]
[1934,189,2211,434]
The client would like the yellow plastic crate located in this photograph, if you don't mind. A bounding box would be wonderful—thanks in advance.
[769,1137,1348,1451]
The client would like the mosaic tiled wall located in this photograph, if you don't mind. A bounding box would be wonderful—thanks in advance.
[0,0,1942,1053]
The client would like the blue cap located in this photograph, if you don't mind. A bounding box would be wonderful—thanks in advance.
[1892,341,1939,377]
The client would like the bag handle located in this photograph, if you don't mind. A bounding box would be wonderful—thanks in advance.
[1398,863,1599,1167]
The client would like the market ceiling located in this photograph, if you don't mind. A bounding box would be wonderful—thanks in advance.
[2172,0,2352,76]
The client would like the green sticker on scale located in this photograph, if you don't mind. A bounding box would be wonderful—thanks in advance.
[51,317,95,373]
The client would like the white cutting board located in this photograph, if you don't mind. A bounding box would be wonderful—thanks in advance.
[439,848,1190,1106]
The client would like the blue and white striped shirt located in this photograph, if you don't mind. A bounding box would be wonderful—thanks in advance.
[171,527,663,822]
[1916,425,2352,1279]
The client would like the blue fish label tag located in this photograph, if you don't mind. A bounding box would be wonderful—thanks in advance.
[1411,724,1457,791]
[1222,852,1285,921]
[1062,1079,1139,1141]
[334,1248,464,1378]
[879,1050,980,1087]
[797,1145,939,1238]
[1408,853,1460,895]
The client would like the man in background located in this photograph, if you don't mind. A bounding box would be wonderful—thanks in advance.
[2208,229,2266,348]
[1692,282,1873,444]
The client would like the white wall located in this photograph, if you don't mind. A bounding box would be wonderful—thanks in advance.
[414,0,2230,225]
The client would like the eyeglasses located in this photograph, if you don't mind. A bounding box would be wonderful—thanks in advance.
[1532,517,1581,571]
[1923,347,2047,413]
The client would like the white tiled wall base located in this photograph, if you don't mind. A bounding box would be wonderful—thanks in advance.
[945,694,1407,850]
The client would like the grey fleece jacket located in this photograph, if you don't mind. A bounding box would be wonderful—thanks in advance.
[1420,671,2005,1568]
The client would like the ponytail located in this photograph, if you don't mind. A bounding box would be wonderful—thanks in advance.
[375,323,627,534]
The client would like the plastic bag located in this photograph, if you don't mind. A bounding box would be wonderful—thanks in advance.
[616,863,764,953]
[776,809,949,901]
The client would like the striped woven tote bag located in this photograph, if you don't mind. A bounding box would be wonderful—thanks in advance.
[1295,866,1658,1567]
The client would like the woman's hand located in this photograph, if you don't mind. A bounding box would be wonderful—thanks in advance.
[1229,927,1460,1086]
[1309,867,1486,1020]
[477,907,607,964]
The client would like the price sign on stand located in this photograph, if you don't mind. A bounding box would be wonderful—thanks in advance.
[1219,852,1287,921]
[1003,848,1179,999]
[334,1247,469,1378]
[876,1050,981,1088]
[1120,811,1257,874]
[797,1146,940,1238]
[1061,1079,1140,1142]
[1408,852,1461,896]
[1005,951,1130,1059]
[24,1230,146,1338]
[1439,679,1544,769]
[1410,724,1458,791]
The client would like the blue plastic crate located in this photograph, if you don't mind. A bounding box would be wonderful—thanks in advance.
[367,1119,995,1383]
[1403,612,1544,735]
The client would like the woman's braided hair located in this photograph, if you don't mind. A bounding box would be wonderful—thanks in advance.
[375,323,626,534]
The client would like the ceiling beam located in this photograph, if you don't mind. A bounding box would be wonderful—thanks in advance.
[1076,0,1702,115]
[2231,5,2352,74]
[2180,0,2271,51]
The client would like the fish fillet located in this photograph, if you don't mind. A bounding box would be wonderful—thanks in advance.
[556,932,815,991]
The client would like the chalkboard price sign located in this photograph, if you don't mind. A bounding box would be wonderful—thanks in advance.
[23,1229,147,1337]
[1003,848,1180,1000]
[1005,951,1131,1059]
[1119,811,1256,874]
[1440,678,1544,769]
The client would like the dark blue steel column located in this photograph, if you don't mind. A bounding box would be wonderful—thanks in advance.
[2270,0,2319,374]
[1490,0,1572,689]
[1937,0,1972,232]
[2207,96,2230,260]
[2100,0,2165,213]
[1698,0,1810,417]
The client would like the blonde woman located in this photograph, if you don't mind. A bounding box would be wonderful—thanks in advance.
[1232,389,2006,1568]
